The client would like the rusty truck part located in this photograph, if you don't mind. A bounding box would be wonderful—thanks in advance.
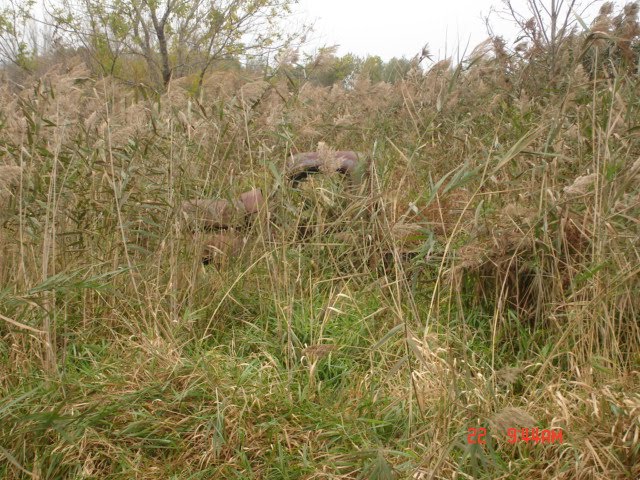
[183,148,369,264]
[181,198,243,230]
[238,188,264,215]
[201,231,244,266]
[181,188,264,230]
[286,151,367,186]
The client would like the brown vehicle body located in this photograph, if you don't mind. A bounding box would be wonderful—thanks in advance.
[286,151,367,185]
[182,150,368,263]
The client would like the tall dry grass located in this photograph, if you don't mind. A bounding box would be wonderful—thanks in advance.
[1,4,639,478]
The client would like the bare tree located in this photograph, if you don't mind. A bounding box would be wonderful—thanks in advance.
[499,0,588,72]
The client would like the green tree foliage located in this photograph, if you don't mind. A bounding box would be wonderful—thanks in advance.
[382,56,413,83]
[360,55,383,82]
[54,0,299,89]
[306,49,361,86]
[0,0,37,71]
[291,48,418,88]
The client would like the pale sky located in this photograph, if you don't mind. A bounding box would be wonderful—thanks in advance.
[294,0,604,61]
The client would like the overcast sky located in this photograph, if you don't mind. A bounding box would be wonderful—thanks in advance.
[294,0,604,61]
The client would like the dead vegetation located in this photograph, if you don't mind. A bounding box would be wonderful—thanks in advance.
[0,2,639,479]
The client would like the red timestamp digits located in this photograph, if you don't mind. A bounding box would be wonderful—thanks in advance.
[467,427,487,445]
[506,427,563,444]
[467,427,563,445]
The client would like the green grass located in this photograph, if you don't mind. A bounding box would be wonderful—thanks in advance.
[1,7,640,477]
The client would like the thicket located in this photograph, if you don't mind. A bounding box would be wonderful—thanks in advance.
[0,1,639,478]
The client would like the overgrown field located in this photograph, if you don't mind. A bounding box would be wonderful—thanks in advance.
[1,14,640,480]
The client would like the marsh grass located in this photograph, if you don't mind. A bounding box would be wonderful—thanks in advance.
[1,5,640,478]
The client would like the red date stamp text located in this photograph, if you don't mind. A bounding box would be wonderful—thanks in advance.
[467,427,563,445]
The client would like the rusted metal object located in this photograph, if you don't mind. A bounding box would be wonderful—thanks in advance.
[238,188,264,215]
[181,188,263,264]
[201,231,244,265]
[181,198,242,230]
[183,148,369,265]
[181,188,264,230]
[286,151,367,185]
